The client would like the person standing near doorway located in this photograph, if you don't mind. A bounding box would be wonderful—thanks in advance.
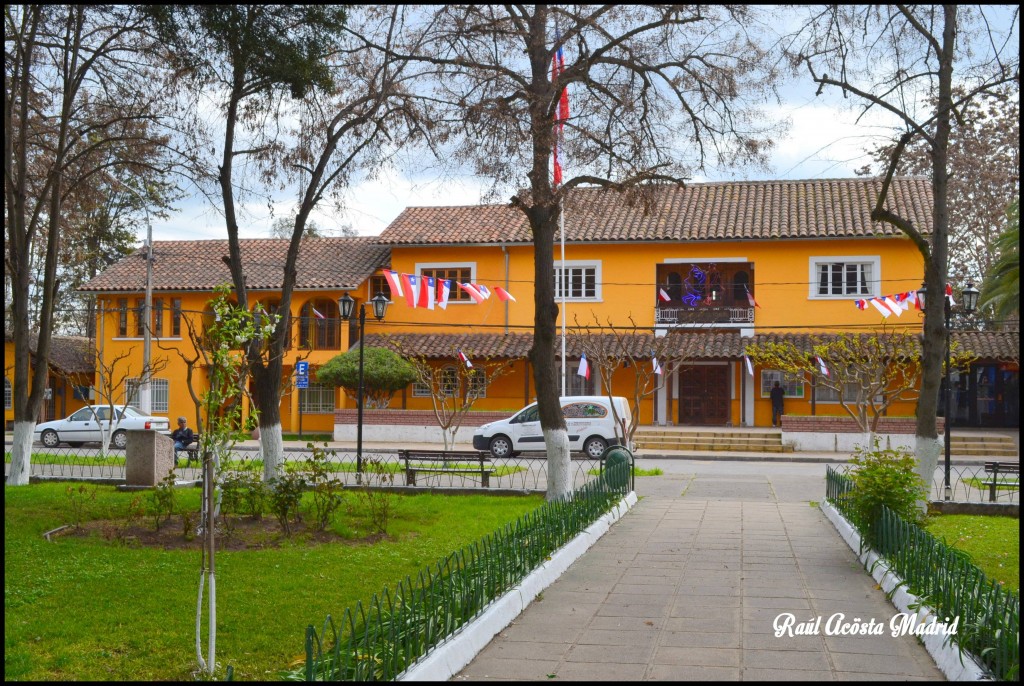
[770,381,785,427]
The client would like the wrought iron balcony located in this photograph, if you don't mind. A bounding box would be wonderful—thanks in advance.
[655,305,754,326]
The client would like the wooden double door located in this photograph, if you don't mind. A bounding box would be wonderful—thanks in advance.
[677,364,730,425]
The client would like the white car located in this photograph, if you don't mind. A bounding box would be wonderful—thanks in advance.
[34,405,171,449]
[472,395,633,459]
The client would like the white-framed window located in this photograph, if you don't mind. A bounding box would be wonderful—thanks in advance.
[467,369,487,399]
[415,262,476,303]
[809,256,879,298]
[554,261,601,301]
[4,377,11,410]
[123,378,170,413]
[568,362,597,395]
[815,381,861,403]
[760,370,805,399]
[299,384,336,414]
[413,365,459,398]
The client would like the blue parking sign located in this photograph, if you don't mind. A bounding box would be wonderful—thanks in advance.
[296,376,309,388]
[296,361,309,376]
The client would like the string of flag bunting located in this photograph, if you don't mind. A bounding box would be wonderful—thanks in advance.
[381,270,516,310]
[854,285,956,318]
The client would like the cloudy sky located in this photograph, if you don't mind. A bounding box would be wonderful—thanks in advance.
[148,85,904,246]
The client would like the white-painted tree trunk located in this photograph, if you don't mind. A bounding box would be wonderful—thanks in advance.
[7,421,35,485]
[915,435,941,514]
[261,422,284,482]
[544,428,572,502]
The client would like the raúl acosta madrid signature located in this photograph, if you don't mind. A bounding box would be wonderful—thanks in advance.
[773,612,960,638]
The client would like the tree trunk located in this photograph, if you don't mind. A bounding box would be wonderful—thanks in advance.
[251,365,284,481]
[526,201,571,501]
[914,6,957,513]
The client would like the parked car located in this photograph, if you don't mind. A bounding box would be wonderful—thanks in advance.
[473,395,633,459]
[33,405,171,449]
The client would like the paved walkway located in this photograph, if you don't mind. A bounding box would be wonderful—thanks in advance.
[453,472,946,681]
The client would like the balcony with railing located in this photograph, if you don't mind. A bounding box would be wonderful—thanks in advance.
[655,262,756,327]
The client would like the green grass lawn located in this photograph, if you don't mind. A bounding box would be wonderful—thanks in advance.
[4,483,543,681]
[924,514,1019,593]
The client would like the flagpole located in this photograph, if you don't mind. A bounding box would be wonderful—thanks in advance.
[560,196,566,397]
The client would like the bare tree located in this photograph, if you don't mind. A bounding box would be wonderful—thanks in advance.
[386,338,516,450]
[744,330,975,435]
[395,5,781,499]
[570,314,693,447]
[5,5,168,484]
[856,85,1020,291]
[784,4,1019,487]
[91,348,169,458]
[149,5,432,480]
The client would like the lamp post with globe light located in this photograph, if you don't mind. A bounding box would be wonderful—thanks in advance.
[338,291,389,475]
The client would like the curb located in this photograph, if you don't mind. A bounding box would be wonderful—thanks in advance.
[397,491,638,681]
[820,501,988,681]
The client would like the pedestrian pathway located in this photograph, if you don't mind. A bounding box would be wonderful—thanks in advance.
[454,473,945,681]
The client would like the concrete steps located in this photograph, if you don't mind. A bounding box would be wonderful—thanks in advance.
[634,429,793,453]
[633,428,1018,457]
[947,434,1018,458]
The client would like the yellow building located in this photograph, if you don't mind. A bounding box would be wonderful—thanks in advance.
[4,334,94,429]
[78,178,1020,432]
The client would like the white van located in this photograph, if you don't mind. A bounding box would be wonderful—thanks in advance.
[472,395,633,459]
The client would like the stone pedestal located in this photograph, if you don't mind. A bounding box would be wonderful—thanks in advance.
[125,430,175,486]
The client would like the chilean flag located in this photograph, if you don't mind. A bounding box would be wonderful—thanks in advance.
[494,286,516,302]
[743,354,754,376]
[311,307,326,320]
[882,295,903,317]
[652,355,662,376]
[816,355,830,378]
[744,285,761,309]
[458,282,486,304]
[658,287,671,303]
[457,349,473,369]
[383,270,404,299]
[402,273,419,308]
[418,276,435,310]
[551,28,569,187]
[945,283,956,306]
[577,353,590,380]
[437,279,452,309]
[476,284,491,300]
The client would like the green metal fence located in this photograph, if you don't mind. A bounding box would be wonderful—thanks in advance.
[825,466,1019,681]
[294,453,632,681]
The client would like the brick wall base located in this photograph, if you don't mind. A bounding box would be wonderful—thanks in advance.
[781,415,945,434]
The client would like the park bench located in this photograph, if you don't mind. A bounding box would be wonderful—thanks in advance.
[175,433,201,467]
[399,449,494,487]
[982,461,1019,502]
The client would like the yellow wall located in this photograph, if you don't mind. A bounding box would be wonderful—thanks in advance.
[86,232,924,431]
[4,340,91,427]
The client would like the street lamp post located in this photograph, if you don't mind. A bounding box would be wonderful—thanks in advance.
[339,292,389,475]
[918,281,979,500]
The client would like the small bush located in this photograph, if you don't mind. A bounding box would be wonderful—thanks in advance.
[148,471,178,531]
[267,472,306,536]
[359,456,395,535]
[305,443,345,531]
[846,438,928,545]
[64,483,97,529]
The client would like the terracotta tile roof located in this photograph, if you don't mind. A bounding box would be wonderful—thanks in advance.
[364,329,1019,363]
[78,237,391,293]
[46,336,95,374]
[951,330,1019,362]
[378,177,932,245]
[18,335,95,374]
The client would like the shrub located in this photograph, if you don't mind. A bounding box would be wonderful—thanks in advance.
[845,438,928,545]
[148,471,178,531]
[64,483,97,529]
[267,472,306,536]
[359,456,395,535]
[304,443,346,531]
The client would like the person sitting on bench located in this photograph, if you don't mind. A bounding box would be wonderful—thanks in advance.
[171,416,195,463]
